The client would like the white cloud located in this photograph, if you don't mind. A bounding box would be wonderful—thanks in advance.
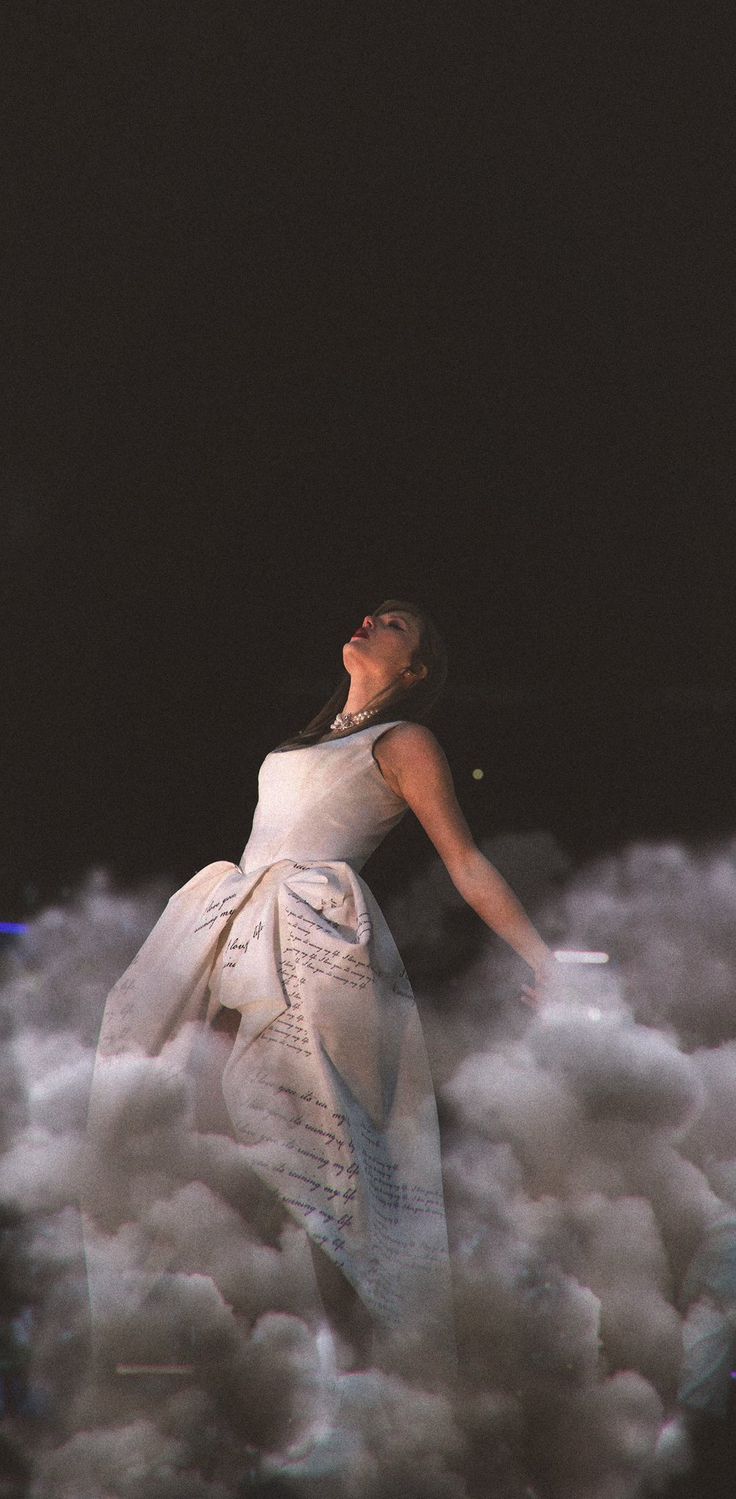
[4,838,736,1494]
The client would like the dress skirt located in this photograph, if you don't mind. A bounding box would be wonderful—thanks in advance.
[84,855,456,1375]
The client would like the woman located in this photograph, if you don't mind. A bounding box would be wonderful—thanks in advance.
[84,599,552,1384]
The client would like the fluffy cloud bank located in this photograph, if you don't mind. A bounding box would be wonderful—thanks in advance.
[2,836,736,1495]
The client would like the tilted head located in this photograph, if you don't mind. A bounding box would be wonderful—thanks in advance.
[278,598,448,749]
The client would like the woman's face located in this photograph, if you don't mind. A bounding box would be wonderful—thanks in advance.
[343,610,426,683]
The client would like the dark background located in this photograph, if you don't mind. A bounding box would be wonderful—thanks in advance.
[4,0,734,920]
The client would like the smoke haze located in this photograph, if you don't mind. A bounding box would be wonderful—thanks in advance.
[3,837,736,1495]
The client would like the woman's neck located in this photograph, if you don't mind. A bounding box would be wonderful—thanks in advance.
[342,674,393,717]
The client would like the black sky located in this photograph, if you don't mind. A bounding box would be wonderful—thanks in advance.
[4,0,734,916]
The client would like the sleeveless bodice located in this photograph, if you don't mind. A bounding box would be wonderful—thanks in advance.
[240,720,408,874]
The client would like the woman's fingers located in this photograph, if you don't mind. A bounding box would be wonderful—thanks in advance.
[519,983,540,1007]
[520,972,551,1006]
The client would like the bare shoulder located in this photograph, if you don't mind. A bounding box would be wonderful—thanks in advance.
[373,722,449,796]
[377,721,444,762]
[373,721,474,866]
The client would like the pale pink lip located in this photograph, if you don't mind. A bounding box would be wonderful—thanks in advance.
[351,629,369,639]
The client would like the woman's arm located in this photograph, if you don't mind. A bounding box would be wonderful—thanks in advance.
[376,723,553,997]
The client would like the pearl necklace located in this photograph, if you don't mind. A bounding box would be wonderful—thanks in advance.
[329,703,382,733]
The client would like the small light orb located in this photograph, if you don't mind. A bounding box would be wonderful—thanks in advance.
[472,768,484,780]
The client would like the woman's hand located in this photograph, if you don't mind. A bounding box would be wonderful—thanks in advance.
[519,951,555,1009]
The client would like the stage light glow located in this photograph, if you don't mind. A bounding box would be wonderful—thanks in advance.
[472,768,484,779]
[553,949,609,964]
[0,922,28,935]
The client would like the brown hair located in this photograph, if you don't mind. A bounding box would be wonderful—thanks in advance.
[275,599,448,751]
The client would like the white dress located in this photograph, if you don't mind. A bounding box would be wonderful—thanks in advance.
[87,721,455,1366]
